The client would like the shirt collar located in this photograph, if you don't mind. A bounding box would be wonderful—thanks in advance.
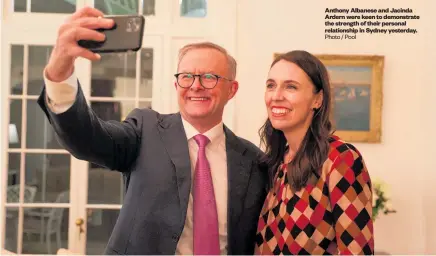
[181,117,224,145]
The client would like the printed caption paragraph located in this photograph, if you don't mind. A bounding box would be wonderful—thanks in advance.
[325,8,420,40]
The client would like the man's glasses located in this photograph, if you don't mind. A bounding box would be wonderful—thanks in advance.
[174,73,232,89]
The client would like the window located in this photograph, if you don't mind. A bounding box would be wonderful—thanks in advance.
[180,0,207,17]
[14,0,76,13]
[6,44,71,254]
[94,0,155,15]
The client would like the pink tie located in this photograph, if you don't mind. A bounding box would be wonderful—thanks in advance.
[193,134,220,255]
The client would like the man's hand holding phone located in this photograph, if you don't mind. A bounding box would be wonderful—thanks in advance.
[45,7,114,82]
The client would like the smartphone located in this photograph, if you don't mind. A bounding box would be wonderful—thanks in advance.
[78,15,145,53]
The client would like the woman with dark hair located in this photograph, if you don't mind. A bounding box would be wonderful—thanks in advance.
[255,51,374,255]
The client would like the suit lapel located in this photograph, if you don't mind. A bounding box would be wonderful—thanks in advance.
[224,126,253,241]
[157,119,253,247]
[157,113,191,224]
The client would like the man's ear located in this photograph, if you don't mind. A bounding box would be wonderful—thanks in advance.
[174,81,177,89]
[227,81,239,100]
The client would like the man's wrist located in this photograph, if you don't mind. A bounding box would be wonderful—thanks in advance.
[45,60,74,83]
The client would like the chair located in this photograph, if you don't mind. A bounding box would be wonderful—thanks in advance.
[0,248,16,255]
[4,185,37,251]
[23,190,70,254]
[6,184,37,203]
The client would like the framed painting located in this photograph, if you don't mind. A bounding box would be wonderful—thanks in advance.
[273,53,384,143]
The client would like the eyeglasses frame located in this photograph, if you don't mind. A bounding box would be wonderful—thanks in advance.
[174,72,233,89]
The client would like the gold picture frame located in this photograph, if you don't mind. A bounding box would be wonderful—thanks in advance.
[273,53,384,143]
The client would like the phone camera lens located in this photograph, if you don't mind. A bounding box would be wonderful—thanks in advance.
[127,18,138,32]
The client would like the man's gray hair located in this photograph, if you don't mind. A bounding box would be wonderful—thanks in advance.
[177,41,237,80]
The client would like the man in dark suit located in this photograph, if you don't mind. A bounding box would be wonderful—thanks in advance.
[38,6,267,255]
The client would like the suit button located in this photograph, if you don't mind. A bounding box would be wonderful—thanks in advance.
[172,234,179,240]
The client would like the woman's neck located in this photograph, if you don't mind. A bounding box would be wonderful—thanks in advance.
[283,125,310,163]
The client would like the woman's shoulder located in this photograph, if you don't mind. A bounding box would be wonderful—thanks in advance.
[324,135,371,203]
[322,135,368,176]
[327,134,364,161]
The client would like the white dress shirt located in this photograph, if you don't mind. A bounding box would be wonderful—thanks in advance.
[43,69,229,254]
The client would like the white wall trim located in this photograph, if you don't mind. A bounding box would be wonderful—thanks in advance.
[0,2,4,251]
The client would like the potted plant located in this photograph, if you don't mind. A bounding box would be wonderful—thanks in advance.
[372,178,396,220]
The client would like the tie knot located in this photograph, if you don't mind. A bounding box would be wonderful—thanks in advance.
[193,134,210,148]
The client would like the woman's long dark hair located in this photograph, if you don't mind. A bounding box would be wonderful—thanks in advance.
[259,50,333,191]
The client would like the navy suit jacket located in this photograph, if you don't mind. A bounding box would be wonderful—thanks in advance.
[37,85,268,254]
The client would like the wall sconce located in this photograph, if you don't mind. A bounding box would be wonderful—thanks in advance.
[9,124,19,144]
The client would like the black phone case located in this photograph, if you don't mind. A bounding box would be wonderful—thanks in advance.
[78,15,145,53]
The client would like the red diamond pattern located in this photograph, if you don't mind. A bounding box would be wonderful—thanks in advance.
[255,135,374,255]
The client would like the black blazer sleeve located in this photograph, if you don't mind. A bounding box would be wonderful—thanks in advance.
[37,82,143,172]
